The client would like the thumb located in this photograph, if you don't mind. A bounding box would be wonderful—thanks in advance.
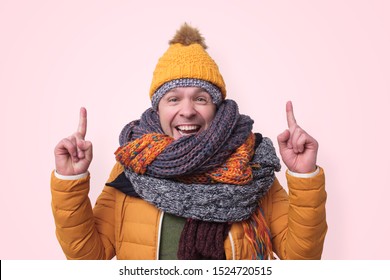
[83,140,93,162]
[277,129,290,149]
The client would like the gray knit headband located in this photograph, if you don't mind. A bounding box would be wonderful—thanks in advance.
[151,78,223,110]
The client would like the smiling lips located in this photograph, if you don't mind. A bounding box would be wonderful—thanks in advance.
[176,125,201,136]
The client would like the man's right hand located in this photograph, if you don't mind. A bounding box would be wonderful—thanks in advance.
[54,107,93,176]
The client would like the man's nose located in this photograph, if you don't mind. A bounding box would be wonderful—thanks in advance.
[179,100,196,118]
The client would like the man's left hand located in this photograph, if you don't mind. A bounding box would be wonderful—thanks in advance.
[277,101,318,173]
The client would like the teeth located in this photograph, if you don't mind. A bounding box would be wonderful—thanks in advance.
[177,125,200,131]
[176,125,200,136]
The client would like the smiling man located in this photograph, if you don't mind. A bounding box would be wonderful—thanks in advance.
[51,23,327,260]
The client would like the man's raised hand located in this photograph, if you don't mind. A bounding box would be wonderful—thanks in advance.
[277,101,318,173]
[54,107,93,176]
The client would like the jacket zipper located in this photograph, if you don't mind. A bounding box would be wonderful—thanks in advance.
[155,211,164,260]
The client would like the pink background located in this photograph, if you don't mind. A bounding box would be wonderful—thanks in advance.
[1,0,389,259]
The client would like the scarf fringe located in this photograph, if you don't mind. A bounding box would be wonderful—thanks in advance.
[242,206,274,260]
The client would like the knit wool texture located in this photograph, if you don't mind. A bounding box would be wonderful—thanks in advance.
[115,132,255,186]
[178,220,230,259]
[149,43,226,102]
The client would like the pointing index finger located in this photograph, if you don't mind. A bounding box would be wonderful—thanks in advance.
[286,101,297,129]
[77,107,87,139]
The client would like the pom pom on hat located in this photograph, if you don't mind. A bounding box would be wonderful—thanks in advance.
[149,23,226,108]
[169,23,208,49]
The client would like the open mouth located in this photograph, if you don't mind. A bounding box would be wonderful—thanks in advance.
[176,125,201,136]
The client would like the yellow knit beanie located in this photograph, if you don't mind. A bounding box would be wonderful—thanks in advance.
[150,23,226,109]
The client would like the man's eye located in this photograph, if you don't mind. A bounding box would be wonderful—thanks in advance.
[168,98,178,102]
[196,97,207,102]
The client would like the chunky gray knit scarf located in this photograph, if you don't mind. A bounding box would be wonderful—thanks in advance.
[124,137,280,222]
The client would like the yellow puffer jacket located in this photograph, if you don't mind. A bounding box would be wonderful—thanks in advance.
[51,163,327,260]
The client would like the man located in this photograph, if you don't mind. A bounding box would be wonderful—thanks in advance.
[51,23,327,260]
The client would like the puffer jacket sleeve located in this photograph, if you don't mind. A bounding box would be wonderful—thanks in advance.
[51,163,123,259]
[268,167,327,259]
